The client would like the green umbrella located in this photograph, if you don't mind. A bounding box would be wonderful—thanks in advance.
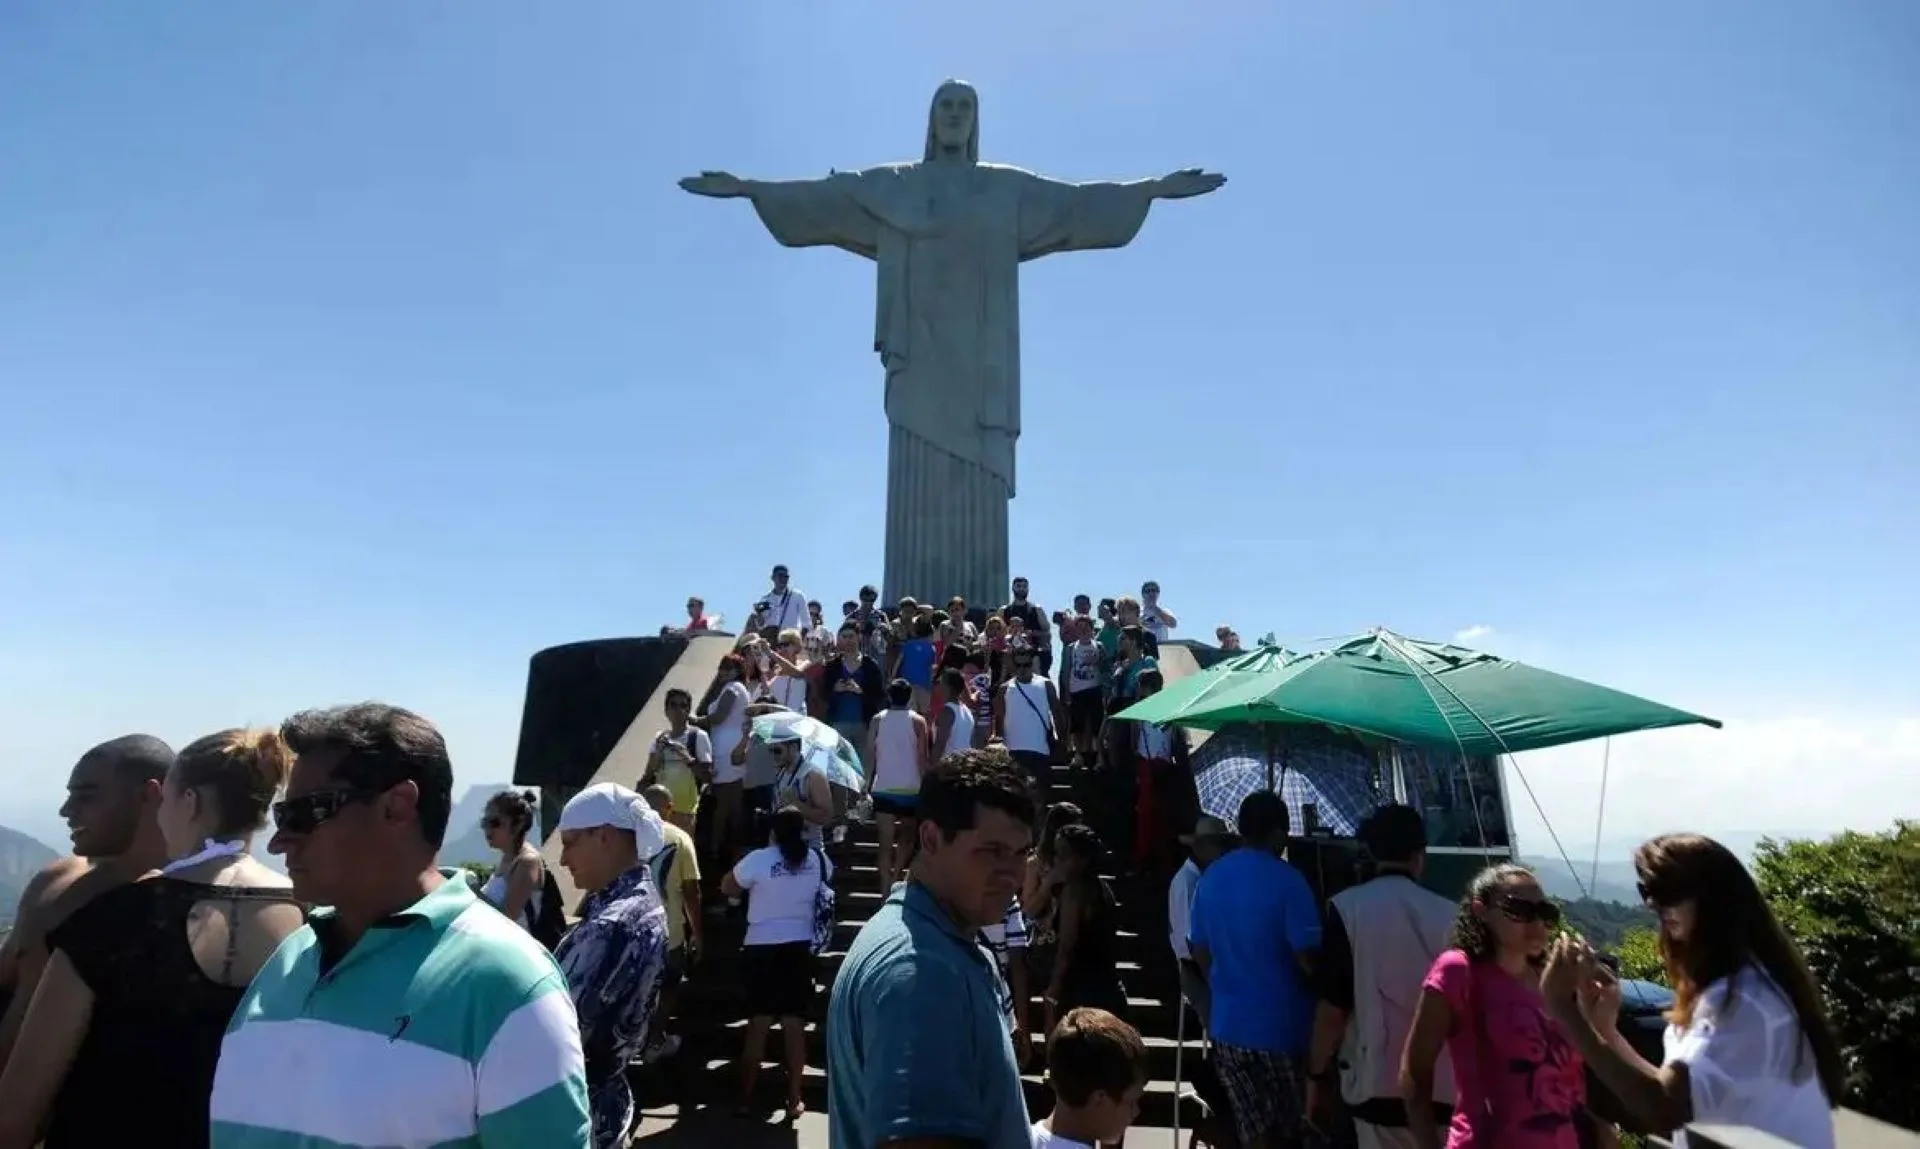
[1121,643,1294,721]
[1117,629,1719,757]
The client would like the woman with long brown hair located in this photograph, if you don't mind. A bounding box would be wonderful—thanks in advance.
[1542,833,1843,1148]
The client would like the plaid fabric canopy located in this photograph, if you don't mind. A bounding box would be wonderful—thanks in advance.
[1189,724,1383,836]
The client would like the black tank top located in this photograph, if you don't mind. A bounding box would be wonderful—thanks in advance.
[1057,876,1128,1014]
[42,876,305,1149]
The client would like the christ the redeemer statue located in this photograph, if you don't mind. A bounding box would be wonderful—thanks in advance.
[680,79,1224,610]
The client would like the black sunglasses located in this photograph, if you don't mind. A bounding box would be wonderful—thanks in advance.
[1495,895,1561,927]
[1636,882,1684,909]
[272,787,384,835]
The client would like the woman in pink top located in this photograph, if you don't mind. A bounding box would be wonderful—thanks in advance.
[1400,863,1606,1149]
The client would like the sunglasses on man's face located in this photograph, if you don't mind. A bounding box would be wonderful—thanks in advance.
[1495,895,1561,927]
[273,787,384,835]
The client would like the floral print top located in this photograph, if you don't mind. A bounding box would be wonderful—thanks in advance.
[1423,948,1586,1149]
[554,862,668,1149]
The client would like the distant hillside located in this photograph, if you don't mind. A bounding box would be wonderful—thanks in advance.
[1522,830,1814,908]
[0,825,62,926]
[1520,855,1642,906]
[1559,897,1657,949]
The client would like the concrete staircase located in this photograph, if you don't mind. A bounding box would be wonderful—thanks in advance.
[632,763,1206,1129]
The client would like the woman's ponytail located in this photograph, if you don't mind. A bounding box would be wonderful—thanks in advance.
[771,805,808,870]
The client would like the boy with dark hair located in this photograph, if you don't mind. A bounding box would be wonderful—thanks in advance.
[1035,1007,1149,1148]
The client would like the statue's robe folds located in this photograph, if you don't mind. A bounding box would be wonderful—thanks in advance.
[746,162,1155,608]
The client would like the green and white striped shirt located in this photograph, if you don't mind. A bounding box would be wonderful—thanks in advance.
[211,870,590,1148]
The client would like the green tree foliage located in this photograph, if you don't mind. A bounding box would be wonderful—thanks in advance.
[1559,897,1657,950]
[464,861,496,887]
[1752,822,1919,1129]
[1612,926,1665,985]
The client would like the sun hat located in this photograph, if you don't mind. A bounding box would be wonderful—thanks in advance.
[1178,814,1238,846]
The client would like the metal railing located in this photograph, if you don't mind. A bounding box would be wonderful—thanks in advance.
[1649,1110,1920,1149]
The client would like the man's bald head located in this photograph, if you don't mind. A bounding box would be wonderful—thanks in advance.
[62,734,173,859]
[641,784,674,815]
[80,735,176,786]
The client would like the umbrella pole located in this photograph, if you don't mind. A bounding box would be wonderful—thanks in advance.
[1588,737,1612,895]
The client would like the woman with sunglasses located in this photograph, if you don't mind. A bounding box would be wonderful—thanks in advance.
[479,789,548,935]
[1401,863,1601,1149]
[0,729,305,1149]
[1539,834,1842,1149]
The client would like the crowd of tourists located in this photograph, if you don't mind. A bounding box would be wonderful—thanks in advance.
[0,563,1850,1149]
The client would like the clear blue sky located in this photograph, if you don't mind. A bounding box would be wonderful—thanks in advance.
[2,1,1914,855]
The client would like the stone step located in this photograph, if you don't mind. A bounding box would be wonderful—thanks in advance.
[696,1017,1204,1080]
[823,916,1163,965]
[813,947,1158,994]
[673,972,1183,1043]
[832,860,1130,895]
[670,1060,1211,1128]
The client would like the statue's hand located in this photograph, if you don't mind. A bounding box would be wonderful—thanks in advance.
[1154,168,1226,200]
[678,171,751,199]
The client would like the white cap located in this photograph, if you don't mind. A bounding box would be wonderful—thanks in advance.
[556,783,666,861]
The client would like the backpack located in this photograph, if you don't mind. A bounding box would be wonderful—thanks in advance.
[809,847,836,955]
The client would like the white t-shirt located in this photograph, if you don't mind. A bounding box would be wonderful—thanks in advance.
[1141,604,1172,641]
[767,673,809,713]
[762,586,809,632]
[656,725,712,766]
[1168,857,1201,961]
[1001,678,1055,755]
[708,682,752,784]
[1066,639,1102,694]
[871,709,923,794]
[732,844,832,947]
[1664,963,1836,1149]
[1030,1122,1093,1149]
[978,898,1030,971]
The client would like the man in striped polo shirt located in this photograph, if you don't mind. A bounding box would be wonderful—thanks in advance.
[211,703,591,1148]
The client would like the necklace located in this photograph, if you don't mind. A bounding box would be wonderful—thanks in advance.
[161,838,247,875]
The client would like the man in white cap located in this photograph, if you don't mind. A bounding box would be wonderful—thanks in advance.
[1170,813,1239,1032]
[554,783,672,1149]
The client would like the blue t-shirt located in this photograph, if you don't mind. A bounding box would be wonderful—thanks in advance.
[1187,846,1322,1054]
[897,639,937,689]
[826,883,1030,1149]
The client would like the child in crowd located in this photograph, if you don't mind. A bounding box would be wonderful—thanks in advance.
[1033,1007,1148,1149]
[895,614,938,714]
[1063,615,1105,770]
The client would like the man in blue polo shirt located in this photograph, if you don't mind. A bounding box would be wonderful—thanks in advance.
[212,703,590,1148]
[827,747,1037,1149]
[1189,790,1322,1149]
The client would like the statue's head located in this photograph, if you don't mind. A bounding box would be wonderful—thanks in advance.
[923,79,979,163]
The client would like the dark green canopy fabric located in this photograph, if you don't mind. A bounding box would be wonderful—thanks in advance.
[1125,644,1293,717]
[1119,630,1719,756]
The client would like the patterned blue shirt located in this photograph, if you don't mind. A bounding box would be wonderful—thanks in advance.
[554,863,669,1149]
